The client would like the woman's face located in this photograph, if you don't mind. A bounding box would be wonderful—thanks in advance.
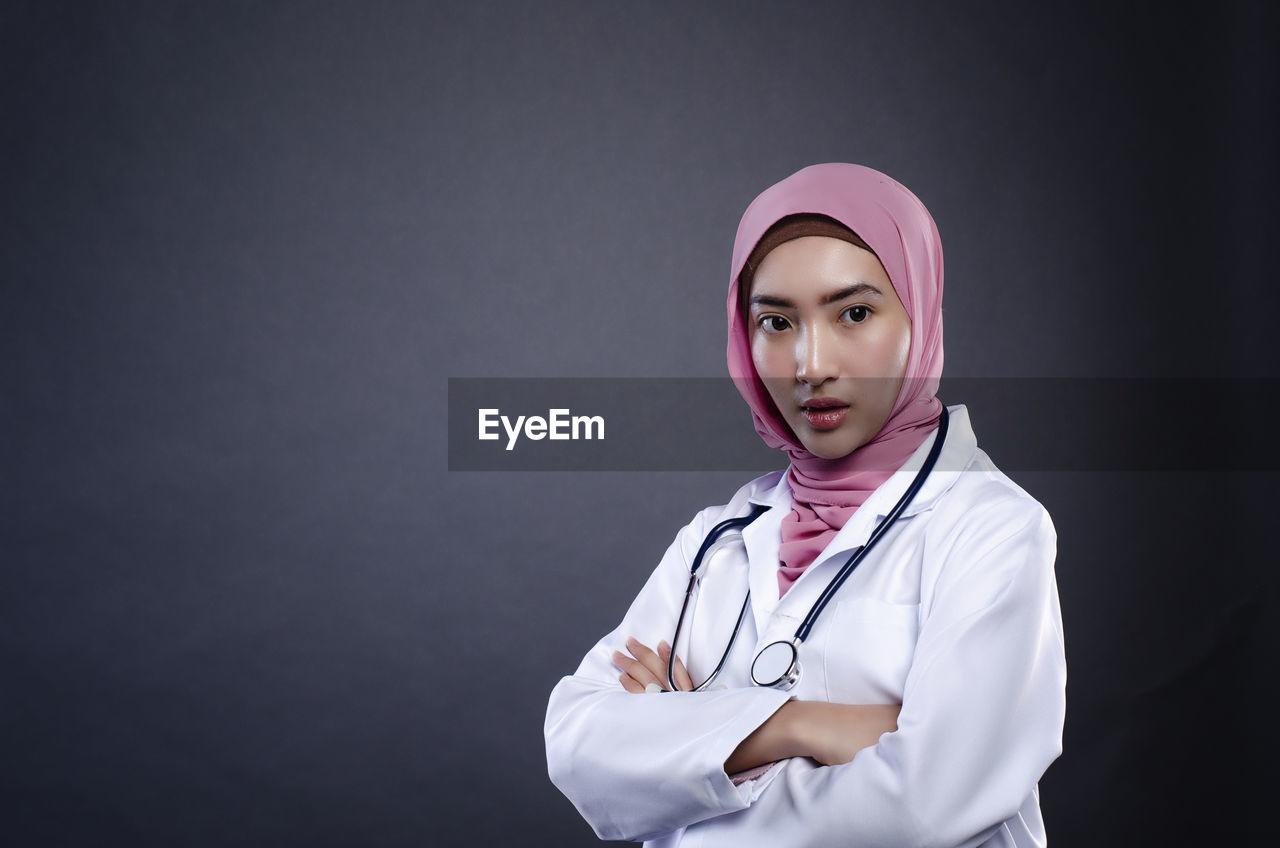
[748,236,912,460]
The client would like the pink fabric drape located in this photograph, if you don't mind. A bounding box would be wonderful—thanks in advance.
[724,164,946,596]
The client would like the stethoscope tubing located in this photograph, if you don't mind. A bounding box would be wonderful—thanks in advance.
[794,406,949,642]
[664,406,950,692]
[667,506,766,692]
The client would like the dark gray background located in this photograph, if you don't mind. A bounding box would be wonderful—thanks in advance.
[4,1,1277,845]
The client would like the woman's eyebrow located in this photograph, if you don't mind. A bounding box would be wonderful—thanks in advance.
[750,281,884,309]
[821,282,884,304]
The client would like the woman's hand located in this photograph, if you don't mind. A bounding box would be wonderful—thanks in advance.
[612,638,694,693]
[612,639,900,771]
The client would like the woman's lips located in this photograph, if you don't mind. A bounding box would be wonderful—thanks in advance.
[801,402,849,430]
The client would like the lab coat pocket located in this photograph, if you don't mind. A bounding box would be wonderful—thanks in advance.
[822,598,920,705]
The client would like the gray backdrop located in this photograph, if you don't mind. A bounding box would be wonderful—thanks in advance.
[4,1,1277,845]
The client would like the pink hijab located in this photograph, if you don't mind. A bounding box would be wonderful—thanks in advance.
[725,163,945,596]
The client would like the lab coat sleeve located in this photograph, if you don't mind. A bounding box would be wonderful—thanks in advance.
[544,508,794,843]
[721,499,1065,848]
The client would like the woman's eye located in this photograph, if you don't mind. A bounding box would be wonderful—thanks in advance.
[759,315,791,333]
[843,305,870,323]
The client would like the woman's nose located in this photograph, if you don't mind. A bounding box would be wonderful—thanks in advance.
[795,324,838,386]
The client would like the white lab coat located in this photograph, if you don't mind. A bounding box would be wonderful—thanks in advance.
[544,405,1066,847]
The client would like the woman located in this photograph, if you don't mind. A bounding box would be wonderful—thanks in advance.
[544,163,1065,847]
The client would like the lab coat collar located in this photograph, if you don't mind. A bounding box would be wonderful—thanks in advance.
[740,405,977,623]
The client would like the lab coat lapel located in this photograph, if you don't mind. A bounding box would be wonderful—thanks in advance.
[745,405,977,629]
[741,490,786,639]
[739,474,890,638]
[771,487,889,620]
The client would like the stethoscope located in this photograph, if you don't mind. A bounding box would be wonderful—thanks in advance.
[665,406,949,692]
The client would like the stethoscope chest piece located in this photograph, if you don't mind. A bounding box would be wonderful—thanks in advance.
[750,639,801,689]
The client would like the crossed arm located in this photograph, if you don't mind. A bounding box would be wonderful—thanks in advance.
[549,500,1064,845]
[613,637,901,774]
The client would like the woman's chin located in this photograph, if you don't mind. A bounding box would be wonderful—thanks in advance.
[796,428,870,460]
